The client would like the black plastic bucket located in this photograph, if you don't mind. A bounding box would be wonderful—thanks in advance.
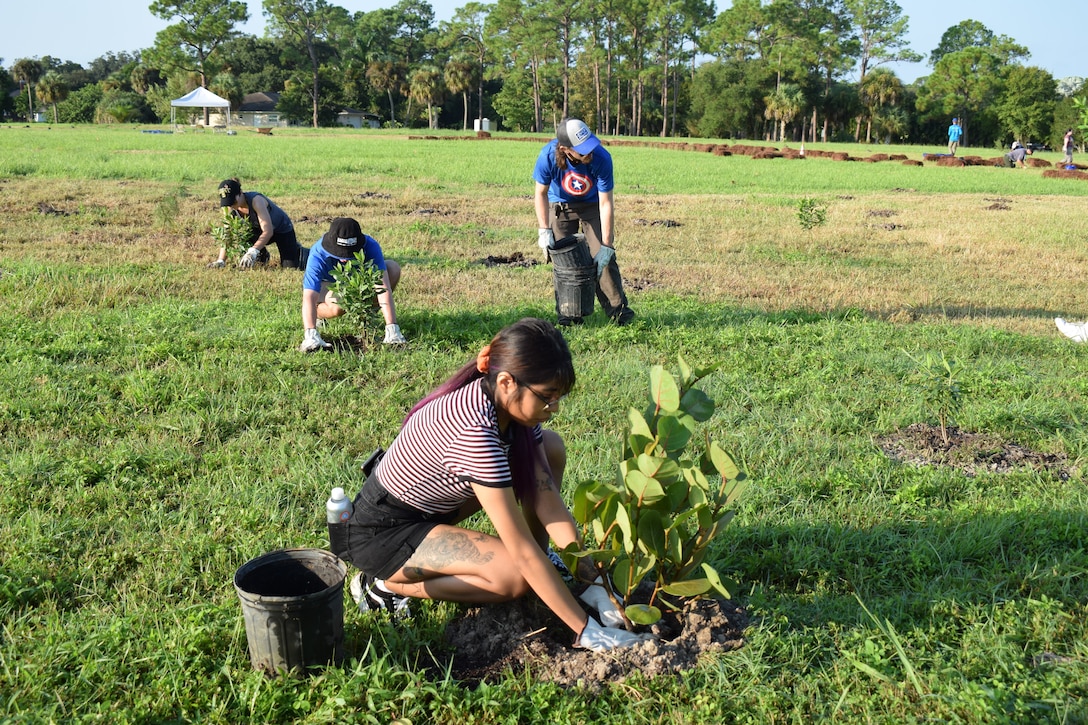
[550,234,596,319]
[234,548,346,676]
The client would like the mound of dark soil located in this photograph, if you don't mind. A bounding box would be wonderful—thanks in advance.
[441,588,747,689]
[632,218,681,227]
[480,252,538,268]
[876,423,1071,479]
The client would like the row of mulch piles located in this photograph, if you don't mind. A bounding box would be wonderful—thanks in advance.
[420,135,1088,181]
[1043,168,1088,180]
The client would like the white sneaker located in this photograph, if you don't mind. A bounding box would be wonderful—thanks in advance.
[299,328,332,353]
[1055,318,1088,343]
[350,572,412,616]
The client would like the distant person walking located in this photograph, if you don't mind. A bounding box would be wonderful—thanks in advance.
[947,118,962,155]
[1062,128,1075,166]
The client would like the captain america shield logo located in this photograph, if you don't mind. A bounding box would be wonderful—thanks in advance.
[560,171,594,197]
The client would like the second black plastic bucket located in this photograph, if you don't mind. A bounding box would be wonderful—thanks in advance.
[234,548,346,676]
[550,234,596,319]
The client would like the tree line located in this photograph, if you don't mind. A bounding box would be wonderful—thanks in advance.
[3,0,1086,149]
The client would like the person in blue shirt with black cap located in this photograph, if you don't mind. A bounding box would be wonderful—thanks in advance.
[947,118,962,155]
[299,217,406,352]
[533,118,634,326]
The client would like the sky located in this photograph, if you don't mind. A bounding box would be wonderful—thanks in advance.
[2,0,1085,86]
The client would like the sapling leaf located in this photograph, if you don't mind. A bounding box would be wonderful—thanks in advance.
[636,454,682,485]
[678,356,693,386]
[628,408,653,439]
[662,578,712,597]
[625,603,662,625]
[709,442,740,481]
[624,469,666,505]
[657,414,693,453]
[649,366,681,413]
[680,387,715,422]
[613,504,634,554]
[664,479,690,512]
[721,476,749,507]
[701,563,736,599]
[636,509,666,558]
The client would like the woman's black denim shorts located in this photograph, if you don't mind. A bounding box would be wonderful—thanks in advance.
[338,470,458,580]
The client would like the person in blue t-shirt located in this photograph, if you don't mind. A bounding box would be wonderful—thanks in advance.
[947,118,962,155]
[299,217,405,352]
[209,179,309,269]
[533,118,634,326]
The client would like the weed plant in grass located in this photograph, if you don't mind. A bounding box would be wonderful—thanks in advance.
[0,127,1087,723]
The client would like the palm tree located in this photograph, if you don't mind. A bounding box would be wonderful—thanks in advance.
[366,59,406,125]
[763,84,804,142]
[409,65,445,129]
[12,58,44,122]
[444,54,477,131]
[859,68,903,143]
[36,72,69,123]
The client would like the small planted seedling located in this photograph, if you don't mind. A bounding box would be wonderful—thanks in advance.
[211,208,254,263]
[905,350,968,446]
[329,253,386,345]
[798,197,827,229]
[567,357,749,628]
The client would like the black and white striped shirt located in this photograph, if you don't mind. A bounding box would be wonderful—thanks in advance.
[375,379,542,515]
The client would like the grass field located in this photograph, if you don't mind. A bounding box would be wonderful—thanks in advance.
[1,124,1086,723]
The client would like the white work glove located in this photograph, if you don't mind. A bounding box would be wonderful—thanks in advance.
[537,228,554,251]
[578,577,625,628]
[575,617,650,652]
[206,259,225,268]
[299,327,332,353]
[383,323,407,344]
[238,246,261,269]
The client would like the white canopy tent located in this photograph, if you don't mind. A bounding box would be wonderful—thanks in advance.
[170,87,232,129]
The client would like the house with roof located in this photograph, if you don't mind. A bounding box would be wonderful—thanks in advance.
[236,92,287,127]
[337,108,381,129]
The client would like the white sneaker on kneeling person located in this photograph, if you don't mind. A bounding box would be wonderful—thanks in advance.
[1055,318,1088,343]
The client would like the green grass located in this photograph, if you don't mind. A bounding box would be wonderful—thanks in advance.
[1,126,1087,723]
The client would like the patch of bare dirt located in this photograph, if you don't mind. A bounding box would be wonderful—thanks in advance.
[986,202,1012,210]
[632,218,682,227]
[866,209,897,217]
[876,423,1071,479]
[354,191,391,200]
[409,208,456,216]
[480,252,539,268]
[626,277,660,292]
[869,222,904,230]
[441,586,748,688]
[37,202,72,216]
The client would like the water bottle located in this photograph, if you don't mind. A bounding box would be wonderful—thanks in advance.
[326,486,353,524]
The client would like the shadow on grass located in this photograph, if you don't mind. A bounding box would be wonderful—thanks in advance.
[721,504,1088,629]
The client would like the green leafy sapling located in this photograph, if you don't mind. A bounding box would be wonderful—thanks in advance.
[905,350,967,446]
[329,253,387,344]
[568,357,749,628]
[211,208,254,264]
[798,197,827,229]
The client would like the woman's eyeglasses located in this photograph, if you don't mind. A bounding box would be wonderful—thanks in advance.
[516,380,566,410]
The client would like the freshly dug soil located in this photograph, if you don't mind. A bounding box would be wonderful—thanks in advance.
[876,423,1071,479]
[440,585,747,689]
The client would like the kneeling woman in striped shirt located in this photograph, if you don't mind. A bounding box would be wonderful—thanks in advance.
[341,317,649,652]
